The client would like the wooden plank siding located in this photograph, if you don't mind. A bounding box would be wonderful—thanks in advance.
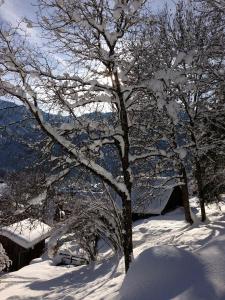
[0,235,46,271]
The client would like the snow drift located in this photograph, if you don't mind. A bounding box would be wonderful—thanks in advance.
[119,238,225,300]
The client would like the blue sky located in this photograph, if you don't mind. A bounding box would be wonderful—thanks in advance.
[0,0,41,45]
[0,0,177,60]
[0,0,176,27]
[0,0,37,25]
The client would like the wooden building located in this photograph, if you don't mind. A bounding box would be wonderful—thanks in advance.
[0,219,51,271]
[132,177,183,220]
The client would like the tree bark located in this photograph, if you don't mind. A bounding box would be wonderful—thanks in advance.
[181,166,193,224]
[171,127,193,224]
[122,196,133,273]
[113,69,134,272]
[195,160,207,222]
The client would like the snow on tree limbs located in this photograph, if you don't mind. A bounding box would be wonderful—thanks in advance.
[0,0,150,272]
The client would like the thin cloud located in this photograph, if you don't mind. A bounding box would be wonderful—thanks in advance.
[0,0,69,68]
[0,0,41,44]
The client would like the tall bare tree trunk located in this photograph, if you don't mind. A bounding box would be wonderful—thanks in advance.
[114,70,134,272]
[122,196,133,273]
[181,166,193,224]
[189,124,207,222]
[195,160,207,222]
[171,128,193,224]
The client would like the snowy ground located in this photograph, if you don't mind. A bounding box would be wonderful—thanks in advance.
[1,198,225,300]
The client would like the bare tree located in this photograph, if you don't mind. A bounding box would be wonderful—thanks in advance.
[48,183,123,263]
[126,3,195,223]
[204,0,225,11]
[134,0,225,221]
[0,0,163,272]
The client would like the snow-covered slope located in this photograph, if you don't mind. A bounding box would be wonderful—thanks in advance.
[1,199,225,300]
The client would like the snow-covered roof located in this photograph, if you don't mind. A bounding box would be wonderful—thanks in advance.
[132,177,179,214]
[0,219,51,249]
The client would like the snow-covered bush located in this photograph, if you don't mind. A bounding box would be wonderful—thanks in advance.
[47,195,123,264]
[0,243,11,272]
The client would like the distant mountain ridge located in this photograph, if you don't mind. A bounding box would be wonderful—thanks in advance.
[0,100,44,175]
[0,100,115,176]
[0,100,171,178]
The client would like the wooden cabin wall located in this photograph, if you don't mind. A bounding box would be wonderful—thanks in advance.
[0,236,46,271]
[161,186,183,214]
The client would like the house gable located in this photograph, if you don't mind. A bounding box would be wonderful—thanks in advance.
[0,218,51,249]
